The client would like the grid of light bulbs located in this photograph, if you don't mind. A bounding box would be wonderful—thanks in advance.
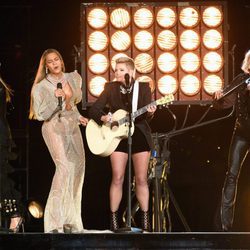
[82,3,226,103]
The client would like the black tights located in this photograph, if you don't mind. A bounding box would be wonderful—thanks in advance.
[221,134,250,231]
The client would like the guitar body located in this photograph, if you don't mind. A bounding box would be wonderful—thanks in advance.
[86,109,135,157]
[86,94,174,157]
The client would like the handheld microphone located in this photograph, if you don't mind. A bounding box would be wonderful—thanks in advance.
[57,82,62,110]
[124,73,130,89]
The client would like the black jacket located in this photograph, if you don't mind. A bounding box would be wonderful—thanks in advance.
[89,81,154,149]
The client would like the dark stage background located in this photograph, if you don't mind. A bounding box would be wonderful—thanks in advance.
[0,0,250,232]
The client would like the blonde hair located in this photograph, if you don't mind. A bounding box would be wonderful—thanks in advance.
[115,56,135,70]
[0,76,13,103]
[29,48,65,119]
[115,56,136,78]
[241,50,250,74]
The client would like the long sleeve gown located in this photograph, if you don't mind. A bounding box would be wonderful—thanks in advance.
[32,71,85,233]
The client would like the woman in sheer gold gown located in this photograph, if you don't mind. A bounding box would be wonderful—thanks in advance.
[29,49,88,233]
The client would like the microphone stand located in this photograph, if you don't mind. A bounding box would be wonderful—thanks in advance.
[116,81,142,233]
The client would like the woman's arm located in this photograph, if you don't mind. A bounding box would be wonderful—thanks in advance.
[32,84,58,121]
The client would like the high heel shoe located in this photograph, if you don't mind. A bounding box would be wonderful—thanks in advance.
[9,216,24,233]
[63,224,73,234]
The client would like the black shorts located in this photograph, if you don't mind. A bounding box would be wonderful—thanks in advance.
[115,126,150,154]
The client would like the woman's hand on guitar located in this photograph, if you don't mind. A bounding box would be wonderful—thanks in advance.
[213,89,223,100]
[147,105,157,115]
[101,113,112,124]
[79,116,89,126]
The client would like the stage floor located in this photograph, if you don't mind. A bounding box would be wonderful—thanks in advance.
[1,232,250,249]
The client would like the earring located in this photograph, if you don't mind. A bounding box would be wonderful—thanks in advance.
[45,67,48,74]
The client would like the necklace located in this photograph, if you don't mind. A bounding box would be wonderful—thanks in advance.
[46,73,67,86]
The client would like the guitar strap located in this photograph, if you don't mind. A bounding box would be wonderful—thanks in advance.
[132,80,139,120]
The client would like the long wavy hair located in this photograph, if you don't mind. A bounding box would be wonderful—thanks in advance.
[0,75,13,103]
[241,50,250,74]
[29,49,65,119]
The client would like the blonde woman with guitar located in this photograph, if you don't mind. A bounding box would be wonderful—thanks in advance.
[88,57,157,232]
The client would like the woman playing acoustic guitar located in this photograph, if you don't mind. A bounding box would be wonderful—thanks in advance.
[89,56,156,232]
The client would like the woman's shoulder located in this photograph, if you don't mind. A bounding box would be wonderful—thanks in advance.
[66,71,82,87]
[32,78,51,95]
[104,81,121,89]
[138,81,150,89]
[66,71,81,80]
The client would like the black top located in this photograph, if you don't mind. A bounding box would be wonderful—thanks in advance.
[89,81,154,149]
[213,72,250,139]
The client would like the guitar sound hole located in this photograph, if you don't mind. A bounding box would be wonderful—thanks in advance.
[110,121,119,131]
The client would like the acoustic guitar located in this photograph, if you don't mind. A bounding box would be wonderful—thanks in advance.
[86,94,174,157]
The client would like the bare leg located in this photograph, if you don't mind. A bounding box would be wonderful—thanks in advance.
[110,151,128,212]
[132,151,150,211]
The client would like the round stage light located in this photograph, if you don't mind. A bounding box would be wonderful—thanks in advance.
[111,31,131,51]
[89,76,107,97]
[157,52,177,73]
[134,31,154,51]
[111,53,129,71]
[180,30,200,50]
[158,75,178,95]
[88,31,108,52]
[134,53,154,74]
[136,75,155,92]
[203,52,223,72]
[202,6,223,28]
[134,8,154,28]
[203,29,223,50]
[110,8,130,28]
[156,7,176,28]
[203,74,223,95]
[88,54,109,74]
[179,7,199,28]
[157,30,177,51]
[180,52,200,73]
[180,74,201,96]
[28,201,44,219]
[87,8,108,29]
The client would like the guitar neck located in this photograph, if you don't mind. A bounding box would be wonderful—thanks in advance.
[119,100,157,125]
[132,100,157,120]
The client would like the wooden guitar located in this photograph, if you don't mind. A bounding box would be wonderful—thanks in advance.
[86,94,174,157]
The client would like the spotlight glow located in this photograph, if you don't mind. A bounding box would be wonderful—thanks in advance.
[203,52,223,73]
[134,53,154,73]
[157,52,177,73]
[180,30,200,50]
[179,7,199,28]
[180,75,201,96]
[156,7,176,28]
[87,8,108,29]
[88,54,109,74]
[158,75,178,95]
[202,6,223,28]
[134,8,154,28]
[111,31,131,51]
[110,8,130,28]
[157,30,177,51]
[134,31,154,51]
[89,76,107,97]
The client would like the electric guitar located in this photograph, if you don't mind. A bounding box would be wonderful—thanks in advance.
[86,94,174,157]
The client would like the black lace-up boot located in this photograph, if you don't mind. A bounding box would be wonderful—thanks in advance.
[141,210,151,232]
[110,211,119,231]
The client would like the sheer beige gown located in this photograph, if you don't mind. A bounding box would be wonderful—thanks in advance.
[32,71,85,233]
